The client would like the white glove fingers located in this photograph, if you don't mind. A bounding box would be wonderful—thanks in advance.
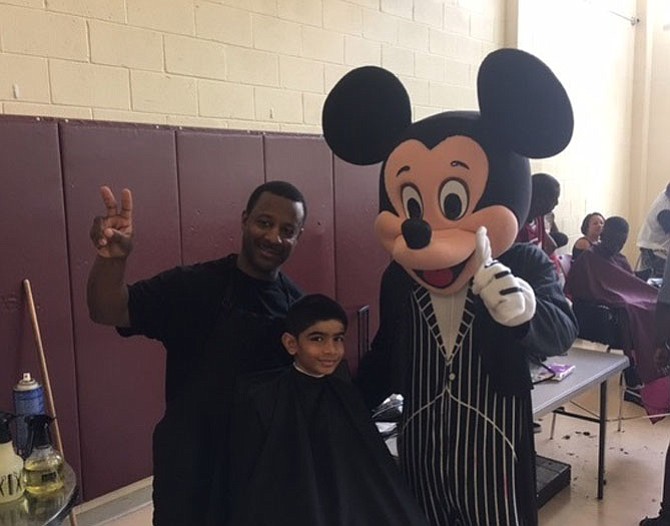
[475,226,492,269]
[472,261,509,294]
[476,271,536,327]
[479,274,519,307]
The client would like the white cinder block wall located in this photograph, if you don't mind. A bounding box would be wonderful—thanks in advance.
[0,0,666,258]
[641,0,670,241]
[517,0,668,263]
[0,0,505,132]
[517,0,638,258]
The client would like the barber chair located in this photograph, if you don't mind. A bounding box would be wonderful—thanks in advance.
[572,301,641,388]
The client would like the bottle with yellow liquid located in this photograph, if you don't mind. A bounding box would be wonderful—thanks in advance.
[22,414,63,496]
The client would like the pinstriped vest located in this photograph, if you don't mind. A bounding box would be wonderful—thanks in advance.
[398,285,533,526]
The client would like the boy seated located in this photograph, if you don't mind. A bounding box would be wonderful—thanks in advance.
[226,294,429,526]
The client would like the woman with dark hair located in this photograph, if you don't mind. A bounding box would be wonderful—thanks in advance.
[572,212,605,260]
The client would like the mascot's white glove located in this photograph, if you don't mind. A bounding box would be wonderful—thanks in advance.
[471,226,536,327]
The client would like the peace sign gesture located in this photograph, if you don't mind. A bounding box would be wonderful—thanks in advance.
[90,186,134,259]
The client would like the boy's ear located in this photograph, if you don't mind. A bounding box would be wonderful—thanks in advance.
[282,332,298,355]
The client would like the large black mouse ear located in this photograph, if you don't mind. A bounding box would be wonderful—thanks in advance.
[322,66,411,166]
[477,48,573,159]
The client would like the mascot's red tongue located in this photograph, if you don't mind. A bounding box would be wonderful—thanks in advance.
[422,268,454,288]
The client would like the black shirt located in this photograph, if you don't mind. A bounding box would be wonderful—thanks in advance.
[118,254,302,404]
[117,254,303,525]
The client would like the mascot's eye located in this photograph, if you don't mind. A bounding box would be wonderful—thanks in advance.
[439,179,468,220]
[401,185,423,219]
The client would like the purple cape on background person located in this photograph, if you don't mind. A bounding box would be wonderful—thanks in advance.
[565,248,669,420]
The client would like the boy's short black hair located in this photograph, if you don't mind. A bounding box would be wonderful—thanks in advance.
[285,294,348,337]
[600,216,629,255]
[246,180,307,223]
[603,216,629,236]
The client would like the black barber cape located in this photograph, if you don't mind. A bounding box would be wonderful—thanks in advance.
[118,255,301,526]
[227,366,429,526]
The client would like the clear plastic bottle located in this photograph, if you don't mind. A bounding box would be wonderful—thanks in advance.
[22,414,63,496]
[0,412,24,503]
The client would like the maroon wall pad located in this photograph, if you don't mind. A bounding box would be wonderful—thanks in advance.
[176,130,264,265]
[333,159,389,372]
[0,116,82,485]
[61,121,179,499]
[263,135,335,296]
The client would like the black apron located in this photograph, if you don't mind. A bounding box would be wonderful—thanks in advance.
[151,272,293,526]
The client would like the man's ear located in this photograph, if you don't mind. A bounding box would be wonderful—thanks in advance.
[282,332,298,355]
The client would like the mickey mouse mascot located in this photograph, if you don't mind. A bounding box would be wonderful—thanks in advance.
[322,49,578,526]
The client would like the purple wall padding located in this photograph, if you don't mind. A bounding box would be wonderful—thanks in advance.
[0,116,82,485]
[61,121,180,499]
[176,131,264,265]
[263,135,336,296]
[333,159,389,373]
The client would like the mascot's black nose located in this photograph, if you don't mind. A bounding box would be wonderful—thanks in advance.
[402,218,432,249]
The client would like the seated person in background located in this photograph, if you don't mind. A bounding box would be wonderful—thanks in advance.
[227,294,429,526]
[516,173,567,256]
[572,211,605,260]
[637,182,670,279]
[565,217,667,414]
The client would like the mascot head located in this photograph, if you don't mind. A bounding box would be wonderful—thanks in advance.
[322,49,573,296]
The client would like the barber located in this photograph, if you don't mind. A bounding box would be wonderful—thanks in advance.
[87,181,307,525]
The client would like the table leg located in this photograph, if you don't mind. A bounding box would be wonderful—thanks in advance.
[598,380,607,499]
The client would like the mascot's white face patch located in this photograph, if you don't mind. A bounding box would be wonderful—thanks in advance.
[374,136,518,296]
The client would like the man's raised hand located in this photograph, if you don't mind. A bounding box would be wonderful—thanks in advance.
[90,186,134,259]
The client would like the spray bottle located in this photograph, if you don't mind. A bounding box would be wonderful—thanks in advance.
[22,415,63,496]
[0,412,24,503]
[13,372,46,458]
